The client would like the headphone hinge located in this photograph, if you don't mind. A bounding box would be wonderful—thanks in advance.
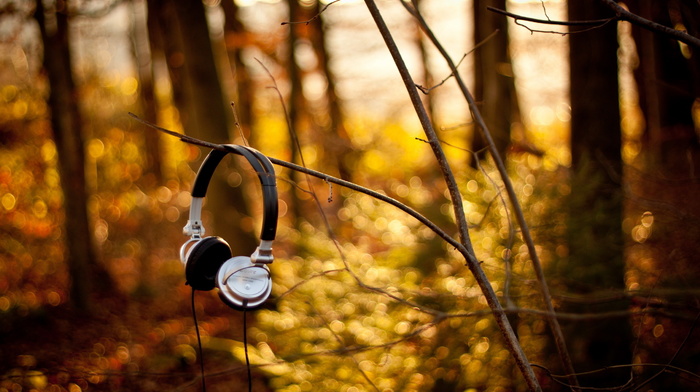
[183,220,205,238]
[251,240,274,264]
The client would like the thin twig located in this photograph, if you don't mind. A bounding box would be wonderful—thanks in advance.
[281,174,443,316]
[532,362,700,390]
[539,0,551,21]
[310,302,381,392]
[629,311,700,391]
[255,58,306,168]
[281,0,341,26]
[416,53,468,95]
[230,102,249,147]
[415,29,499,94]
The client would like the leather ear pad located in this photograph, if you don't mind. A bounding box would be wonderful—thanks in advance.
[186,236,232,291]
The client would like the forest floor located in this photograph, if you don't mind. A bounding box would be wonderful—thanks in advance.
[0,276,273,391]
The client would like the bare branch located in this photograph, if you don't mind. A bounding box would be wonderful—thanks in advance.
[127,113,474,266]
[487,6,615,36]
[230,102,249,147]
[281,0,341,26]
[403,3,578,391]
[362,1,542,390]
[599,0,700,48]
[415,29,498,94]
[630,312,700,391]
[533,361,700,390]
[488,6,614,27]
[415,53,468,94]
[487,2,700,48]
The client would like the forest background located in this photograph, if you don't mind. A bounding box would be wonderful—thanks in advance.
[1,0,699,391]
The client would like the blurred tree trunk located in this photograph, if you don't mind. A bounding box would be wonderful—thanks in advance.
[417,26,435,125]
[471,0,518,166]
[565,1,630,385]
[129,0,162,297]
[149,0,257,255]
[414,0,437,138]
[35,0,108,311]
[146,0,186,112]
[308,2,355,182]
[568,0,624,295]
[625,1,700,389]
[285,0,306,226]
[221,0,253,135]
[130,0,162,186]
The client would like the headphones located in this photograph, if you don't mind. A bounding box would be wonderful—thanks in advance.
[180,144,278,310]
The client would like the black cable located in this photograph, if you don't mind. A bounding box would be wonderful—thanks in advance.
[191,288,207,392]
[243,308,252,392]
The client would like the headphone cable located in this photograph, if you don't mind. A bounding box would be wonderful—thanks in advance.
[192,288,207,392]
[244,308,253,392]
[192,290,253,392]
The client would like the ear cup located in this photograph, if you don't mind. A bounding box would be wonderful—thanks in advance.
[186,236,232,291]
[216,256,272,310]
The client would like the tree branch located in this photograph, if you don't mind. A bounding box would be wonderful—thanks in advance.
[127,113,475,264]
[599,0,700,48]
[487,6,614,27]
[403,0,579,390]
[281,0,341,26]
[361,1,542,391]
[487,2,700,48]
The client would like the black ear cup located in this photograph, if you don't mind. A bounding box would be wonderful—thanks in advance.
[216,256,272,310]
[186,237,233,291]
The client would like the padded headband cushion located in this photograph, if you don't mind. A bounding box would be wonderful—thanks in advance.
[189,146,278,241]
[185,236,232,291]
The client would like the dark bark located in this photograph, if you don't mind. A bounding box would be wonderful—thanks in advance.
[149,0,257,255]
[472,0,518,165]
[565,1,630,385]
[308,2,355,182]
[35,0,98,311]
[285,0,306,226]
[625,1,700,389]
[629,0,698,164]
[568,0,624,285]
[130,0,162,185]
[414,0,436,129]
[221,0,253,134]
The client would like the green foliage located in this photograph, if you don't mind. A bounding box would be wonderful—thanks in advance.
[233,145,573,391]
[0,53,583,391]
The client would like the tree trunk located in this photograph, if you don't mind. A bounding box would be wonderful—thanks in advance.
[150,0,257,255]
[414,0,436,131]
[565,1,630,386]
[285,0,306,227]
[221,0,254,135]
[35,0,99,311]
[568,0,624,292]
[130,0,162,186]
[308,1,355,182]
[625,1,700,389]
[471,0,518,166]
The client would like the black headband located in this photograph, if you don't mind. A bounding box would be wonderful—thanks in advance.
[189,145,278,242]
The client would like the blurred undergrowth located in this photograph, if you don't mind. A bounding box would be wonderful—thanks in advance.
[0,62,575,391]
